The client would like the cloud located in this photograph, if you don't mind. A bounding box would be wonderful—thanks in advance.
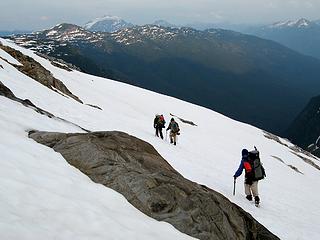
[209,11,224,21]
[1,0,320,30]
[40,16,50,21]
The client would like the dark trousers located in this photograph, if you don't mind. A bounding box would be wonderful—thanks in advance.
[156,126,163,139]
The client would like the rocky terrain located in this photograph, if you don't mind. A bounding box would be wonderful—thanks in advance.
[0,44,82,103]
[29,130,279,240]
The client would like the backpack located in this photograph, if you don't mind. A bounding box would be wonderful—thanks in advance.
[159,115,165,125]
[171,121,180,133]
[248,148,266,181]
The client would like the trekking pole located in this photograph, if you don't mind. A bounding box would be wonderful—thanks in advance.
[233,178,236,196]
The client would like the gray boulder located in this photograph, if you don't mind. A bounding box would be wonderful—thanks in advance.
[29,131,279,240]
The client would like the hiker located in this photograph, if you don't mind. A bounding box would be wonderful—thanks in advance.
[166,118,180,145]
[153,114,166,139]
[233,148,265,206]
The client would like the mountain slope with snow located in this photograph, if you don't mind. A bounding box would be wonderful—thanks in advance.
[246,18,320,60]
[1,38,320,239]
[269,18,313,29]
[10,24,320,135]
[0,40,194,240]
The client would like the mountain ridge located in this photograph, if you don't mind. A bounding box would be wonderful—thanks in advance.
[246,18,320,59]
[268,18,314,29]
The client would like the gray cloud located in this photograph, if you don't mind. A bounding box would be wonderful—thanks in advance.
[1,0,320,30]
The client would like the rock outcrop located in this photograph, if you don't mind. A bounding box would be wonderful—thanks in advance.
[0,81,16,100]
[29,130,280,240]
[0,81,89,132]
[0,44,82,103]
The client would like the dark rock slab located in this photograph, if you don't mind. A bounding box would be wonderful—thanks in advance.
[0,44,82,103]
[29,130,279,240]
[0,81,89,132]
[0,81,16,99]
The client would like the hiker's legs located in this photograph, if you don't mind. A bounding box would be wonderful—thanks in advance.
[159,128,163,139]
[250,181,259,198]
[244,183,251,196]
[155,127,159,137]
[173,133,177,145]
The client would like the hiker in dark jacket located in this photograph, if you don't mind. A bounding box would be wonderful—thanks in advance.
[154,114,165,139]
[234,149,260,205]
[166,118,180,145]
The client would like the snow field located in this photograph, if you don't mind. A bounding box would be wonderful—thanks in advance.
[1,38,320,239]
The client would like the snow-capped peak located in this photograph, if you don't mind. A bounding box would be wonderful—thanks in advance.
[84,15,122,29]
[83,15,134,32]
[270,18,312,28]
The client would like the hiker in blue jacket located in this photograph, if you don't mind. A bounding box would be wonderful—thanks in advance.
[234,149,260,205]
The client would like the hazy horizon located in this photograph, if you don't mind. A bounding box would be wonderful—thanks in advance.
[1,0,319,31]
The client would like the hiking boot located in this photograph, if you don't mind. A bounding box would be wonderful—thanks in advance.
[255,196,260,205]
[174,142,176,145]
[246,195,252,201]
[170,139,173,144]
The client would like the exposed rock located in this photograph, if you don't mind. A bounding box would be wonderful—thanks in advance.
[287,165,303,174]
[86,103,103,110]
[29,130,280,240]
[291,151,320,171]
[264,131,320,165]
[0,81,16,99]
[170,113,197,126]
[36,52,82,72]
[0,81,89,132]
[271,155,303,174]
[0,45,82,103]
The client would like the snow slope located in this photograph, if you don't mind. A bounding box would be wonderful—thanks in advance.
[1,38,320,239]
[0,41,194,240]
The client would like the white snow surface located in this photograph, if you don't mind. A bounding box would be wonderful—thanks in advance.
[1,37,320,239]
[0,39,194,240]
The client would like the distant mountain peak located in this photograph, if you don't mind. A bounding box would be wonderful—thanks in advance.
[83,15,134,32]
[270,18,312,28]
[43,23,90,38]
[84,15,121,29]
[152,20,177,28]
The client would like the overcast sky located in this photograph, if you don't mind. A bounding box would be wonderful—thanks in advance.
[1,0,320,30]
